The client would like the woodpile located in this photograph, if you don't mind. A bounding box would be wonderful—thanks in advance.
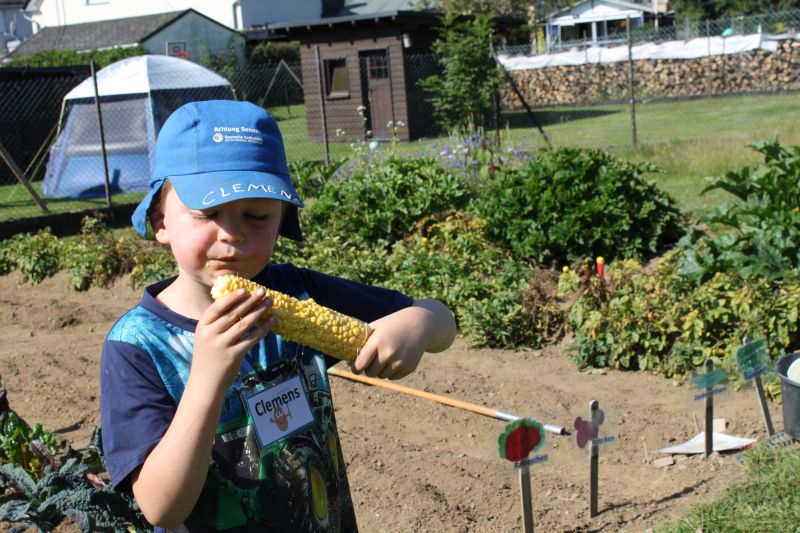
[501,39,800,108]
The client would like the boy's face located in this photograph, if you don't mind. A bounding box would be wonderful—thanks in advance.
[153,186,283,287]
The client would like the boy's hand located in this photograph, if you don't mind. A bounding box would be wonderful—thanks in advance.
[191,288,275,395]
[352,306,429,380]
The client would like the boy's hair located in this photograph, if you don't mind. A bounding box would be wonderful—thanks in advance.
[132,100,303,241]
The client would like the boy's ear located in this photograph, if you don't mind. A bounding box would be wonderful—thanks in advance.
[150,209,169,244]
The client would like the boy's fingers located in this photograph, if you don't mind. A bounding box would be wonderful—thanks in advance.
[352,339,379,374]
[214,290,269,328]
[202,288,250,323]
[233,315,276,348]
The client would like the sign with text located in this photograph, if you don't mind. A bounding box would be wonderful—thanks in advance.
[736,339,769,380]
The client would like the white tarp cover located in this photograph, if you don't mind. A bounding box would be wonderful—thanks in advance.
[656,432,757,454]
[499,33,786,70]
[65,55,232,99]
[42,55,234,199]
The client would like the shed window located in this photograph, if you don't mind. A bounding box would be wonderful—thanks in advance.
[324,58,349,98]
[368,53,389,80]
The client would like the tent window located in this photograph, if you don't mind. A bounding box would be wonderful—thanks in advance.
[65,98,148,155]
[324,58,349,99]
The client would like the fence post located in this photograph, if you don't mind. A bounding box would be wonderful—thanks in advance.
[314,45,331,164]
[0,141,49,213]
[90,60,112,209]
[626,17,638,146]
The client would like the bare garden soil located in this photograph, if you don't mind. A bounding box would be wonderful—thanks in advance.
[0,271,787,532]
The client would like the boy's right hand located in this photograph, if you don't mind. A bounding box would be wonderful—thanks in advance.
[190,288,275,396]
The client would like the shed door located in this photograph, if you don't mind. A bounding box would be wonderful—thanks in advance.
[360,50,393,140]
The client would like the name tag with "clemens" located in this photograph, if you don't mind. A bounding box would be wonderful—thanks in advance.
[244,375,315,450]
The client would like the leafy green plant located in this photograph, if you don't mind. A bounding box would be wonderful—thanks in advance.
[288,158,345,200]
[0,411,59,479]
[0,459,147,532]
[60,217,136,291]
[0,404,148,533]
[386,212,563,348]
[471,147,685,265]
[0,229,62,284]
[679,140,800,284]
[3,46,148,68]
[564,252,800,390]
[307,156,471,246]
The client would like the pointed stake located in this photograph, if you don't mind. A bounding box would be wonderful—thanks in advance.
[519,464,534,533]
[705,359,714,458]
[589,399,599,517]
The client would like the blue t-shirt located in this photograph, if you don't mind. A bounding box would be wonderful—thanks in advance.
[100,263,413,532]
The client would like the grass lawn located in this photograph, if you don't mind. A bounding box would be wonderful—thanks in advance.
[658,446,800,532]
[2,92,798,223]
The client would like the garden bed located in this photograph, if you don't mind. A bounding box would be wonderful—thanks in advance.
[0,271,784,532]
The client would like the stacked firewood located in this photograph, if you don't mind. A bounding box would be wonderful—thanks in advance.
[501,39,800,108]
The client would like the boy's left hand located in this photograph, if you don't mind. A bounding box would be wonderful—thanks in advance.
[352,306,431,380]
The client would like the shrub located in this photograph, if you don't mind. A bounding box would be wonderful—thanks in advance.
[306,156,471,245]
[564,252,800,390]
[0,229,62,284]
[471,147,685,265]
[386,212,563,348]
[3,46,147,68]
[679,140,800,284]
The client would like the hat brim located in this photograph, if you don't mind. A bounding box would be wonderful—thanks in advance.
[131,171,304,241]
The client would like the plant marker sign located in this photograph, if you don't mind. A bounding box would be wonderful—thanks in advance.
[736,338,769,381]
[692,359,729,457]
[736,338,774,435]
[573,400,617,517]
[498,418,547,533]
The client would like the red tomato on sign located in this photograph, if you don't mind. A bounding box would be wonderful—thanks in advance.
[498,419,545,462]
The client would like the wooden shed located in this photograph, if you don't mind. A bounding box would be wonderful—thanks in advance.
[267,4,522,143]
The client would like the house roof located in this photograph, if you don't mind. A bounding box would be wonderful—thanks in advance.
[268,0,522,36]
[548,0,663,25]
[11,8,238,56]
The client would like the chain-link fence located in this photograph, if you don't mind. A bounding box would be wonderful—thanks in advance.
[501,8,800,55]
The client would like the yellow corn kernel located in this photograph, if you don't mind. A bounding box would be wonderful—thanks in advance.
[210,274,372,361]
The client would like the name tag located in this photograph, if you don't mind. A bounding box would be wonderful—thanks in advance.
[244,375,315,449]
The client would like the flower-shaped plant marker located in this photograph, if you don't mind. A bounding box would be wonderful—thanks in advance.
[498,419,547,533]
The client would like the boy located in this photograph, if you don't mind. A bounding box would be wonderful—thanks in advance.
[100,100,456,532]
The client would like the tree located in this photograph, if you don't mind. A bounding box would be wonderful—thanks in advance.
[670,0,800,20]
[418,14,500,133]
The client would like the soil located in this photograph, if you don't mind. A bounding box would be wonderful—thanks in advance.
[0,270,787,532]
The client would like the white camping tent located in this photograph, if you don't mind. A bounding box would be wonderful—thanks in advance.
[42,55,235,198]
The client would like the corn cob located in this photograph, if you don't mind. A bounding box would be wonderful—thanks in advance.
[211,274,372,361]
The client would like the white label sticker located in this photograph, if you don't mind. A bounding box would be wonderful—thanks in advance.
[245,375,315,449]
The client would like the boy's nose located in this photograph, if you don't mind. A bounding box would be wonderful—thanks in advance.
[216,219,245,243]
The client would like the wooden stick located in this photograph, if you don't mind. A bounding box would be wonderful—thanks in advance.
[589,399,599,518]
[753,375,775,436]
[640,436,650,462]
[705,359,714,458]
[328,367,566,435]
[519,464,534,533]
[0,140,48,212]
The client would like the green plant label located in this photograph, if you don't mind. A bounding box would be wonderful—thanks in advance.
[736,339,768,381]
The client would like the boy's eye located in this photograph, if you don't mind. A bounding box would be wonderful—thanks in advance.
[246,213,271,221]
[191,212,216,220]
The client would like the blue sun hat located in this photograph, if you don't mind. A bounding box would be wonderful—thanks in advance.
[131,100,304,240]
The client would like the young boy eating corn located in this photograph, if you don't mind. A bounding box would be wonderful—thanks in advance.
[100,100,456,531]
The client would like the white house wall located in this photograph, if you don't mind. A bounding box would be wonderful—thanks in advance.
[141,12,244,62]
[25,0,321,30]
